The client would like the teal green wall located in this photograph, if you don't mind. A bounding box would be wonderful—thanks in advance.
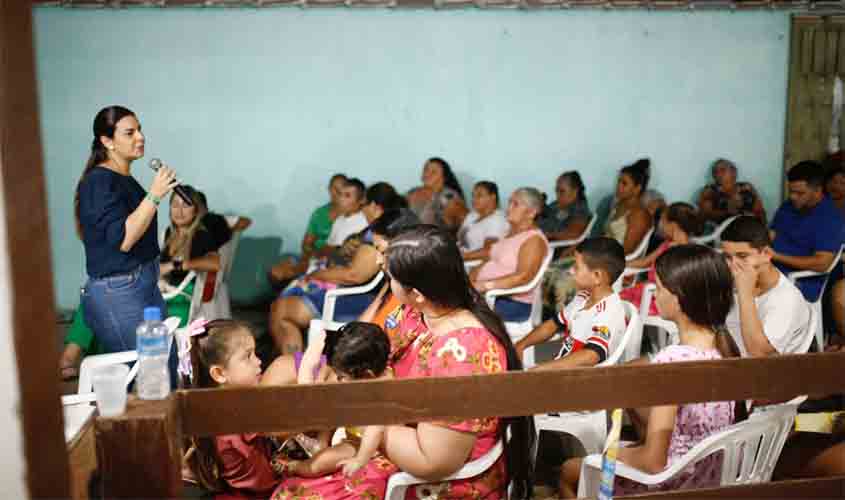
[33,8,790,310]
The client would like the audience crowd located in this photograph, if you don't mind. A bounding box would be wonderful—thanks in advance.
[71,106,845,500]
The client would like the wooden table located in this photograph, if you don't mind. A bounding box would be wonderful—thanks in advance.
[65,404,97,500]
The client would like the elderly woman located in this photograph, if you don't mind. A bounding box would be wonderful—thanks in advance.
[697,158,766,225]
[406,157,468,231]
[457,180,510,253]
[270,226,533,499]
[538,171,592,243]
[268,186,406,355]
[467,187,550,322]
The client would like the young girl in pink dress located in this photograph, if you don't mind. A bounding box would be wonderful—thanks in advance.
[561,245,737,497]
[183,320,283,499]
[271,226,534,500]
[620,202,703,315]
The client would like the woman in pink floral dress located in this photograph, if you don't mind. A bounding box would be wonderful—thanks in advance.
[561,244,737,497]
[272,226,533,500]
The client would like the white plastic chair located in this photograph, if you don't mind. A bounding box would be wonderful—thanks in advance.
[304,271,385,347]
[548,215,597,251]
[61,317,180,406]
[533,302,643,456]
[485,249,554,367]
[691,215,740,246]
[625,227,655,262]
[384,440,503,500]
[577,401,799,497]
[787,244,845,351]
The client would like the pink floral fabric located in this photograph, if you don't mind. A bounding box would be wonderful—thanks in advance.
[270,315,508,500]
[616,345,735,495]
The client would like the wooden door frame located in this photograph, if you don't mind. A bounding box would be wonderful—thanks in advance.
[0,1,71,497]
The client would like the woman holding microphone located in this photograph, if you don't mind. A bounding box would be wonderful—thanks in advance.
[75,105,177,359]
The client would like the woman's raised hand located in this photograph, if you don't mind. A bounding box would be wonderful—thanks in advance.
[149,164,179,199]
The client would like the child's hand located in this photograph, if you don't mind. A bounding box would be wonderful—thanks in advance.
[338,456,368,477]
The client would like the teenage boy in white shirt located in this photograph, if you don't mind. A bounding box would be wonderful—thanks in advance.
[720,216,812,357]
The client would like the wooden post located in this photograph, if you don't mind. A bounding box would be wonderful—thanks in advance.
[94,397,183,498]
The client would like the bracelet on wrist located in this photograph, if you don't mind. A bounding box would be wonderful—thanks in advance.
[146,192,161,206]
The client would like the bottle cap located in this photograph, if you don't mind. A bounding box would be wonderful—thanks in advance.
[143,306,161,322]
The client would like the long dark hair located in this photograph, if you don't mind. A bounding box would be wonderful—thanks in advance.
[427,157,465,201]
[185,319,253,493]
[385,225,534,497]
[558,171,587,202]
[655,245,734,357]
[620,158,651,193]
[365,182,408,212]
[664,202,704,238]
[74,105,136,234]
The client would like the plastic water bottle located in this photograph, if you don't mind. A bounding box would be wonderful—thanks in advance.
[136,306,171,400]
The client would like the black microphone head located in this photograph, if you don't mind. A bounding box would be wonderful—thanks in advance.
[149,158,162,171]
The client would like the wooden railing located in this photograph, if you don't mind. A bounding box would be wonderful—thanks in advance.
[94,351,845,498]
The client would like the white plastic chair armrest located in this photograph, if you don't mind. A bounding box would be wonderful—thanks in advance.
[77,350,139,395]
[161,271,197,301]
[464,259,482,270]
[224,214,239,226]
[387,440,503,488]
[549,237,581,249]
[622,267,649,279]
[787,270,825,282]
[322,271,384,322]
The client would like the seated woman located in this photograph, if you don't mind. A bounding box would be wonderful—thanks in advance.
[268,191,407,355]
[621,202,703,316]
[466,187,550,323]
[457,180,510,253]
[697,158,766,225]
[544,159,653,307]
[59,185,231,379]
[406,157,468,231]
[537,171,592,244]
[560,244,737,497]
[270,226,533,499]
[260,207,422,387]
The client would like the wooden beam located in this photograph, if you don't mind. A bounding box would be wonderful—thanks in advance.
[180,351,845,436]
[94,398,182,498]
[0,0,71,498]
[623,475,845,498]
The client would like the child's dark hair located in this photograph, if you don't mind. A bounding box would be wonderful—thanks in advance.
[787,160,825,189]
[721,215,772,249]
[620,158,651,192]
[664,202,704,237]
[575,237,626,285]
[324,321,390,379]
[655,245,734,332]
[186,319,254,493]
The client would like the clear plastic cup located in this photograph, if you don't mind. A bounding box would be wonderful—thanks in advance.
[92,364,129,417]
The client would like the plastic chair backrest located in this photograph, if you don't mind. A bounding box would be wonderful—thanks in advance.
[548,214,598,249]
[728,403,798,484]
[625,227,655,262]
[321,271,384,323]
[600,301,642,366]
[691,215,740,246]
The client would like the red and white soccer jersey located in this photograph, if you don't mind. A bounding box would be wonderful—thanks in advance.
[553,291,627,363]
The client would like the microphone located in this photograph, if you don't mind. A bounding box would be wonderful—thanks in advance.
[148,158,193,206]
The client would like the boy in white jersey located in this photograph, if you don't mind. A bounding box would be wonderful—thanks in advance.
[516,237,628,369]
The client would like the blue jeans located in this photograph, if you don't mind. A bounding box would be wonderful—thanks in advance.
[82,259,178,388]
